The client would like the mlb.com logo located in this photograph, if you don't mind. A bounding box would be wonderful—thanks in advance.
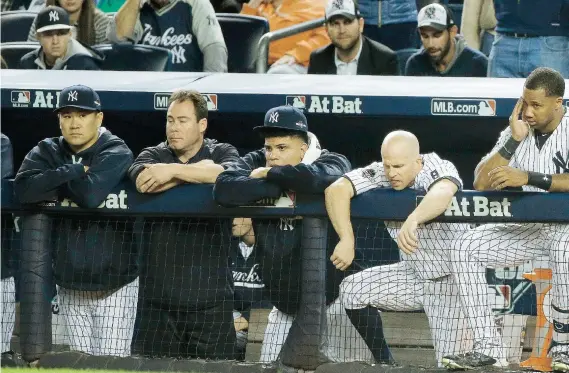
[11,90,31,107]
[431,98,496,117]
[154,93,218,111]
[286,95,306,110]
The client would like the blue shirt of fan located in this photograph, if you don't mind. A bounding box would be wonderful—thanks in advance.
[139,1,203,72]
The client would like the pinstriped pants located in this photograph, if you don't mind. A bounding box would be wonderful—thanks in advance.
[57,277,139,357]
[1,277,15,353]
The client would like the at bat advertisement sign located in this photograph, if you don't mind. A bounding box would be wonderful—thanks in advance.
[285,95,363,114]
[431,98,496,116]
[154,93,218,111]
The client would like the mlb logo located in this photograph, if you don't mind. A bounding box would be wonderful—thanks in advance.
[478,99,496,116]
[286,95,306,110]
[11,90,30,104]
[202,94,217,111]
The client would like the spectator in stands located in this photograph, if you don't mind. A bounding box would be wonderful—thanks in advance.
[461,0,496,55]
[405,3,488,77]
[28,0,111,46]
[230,217,265,361]
[308,0,398,75]
[358,0,419,51]
[128,90,239,359]
[19,7,104,70]
[0,133,16,368]
[214,106,375,363]
[14,85,138,357]
[241,0,330,74]
[488,0,569,78]
[108,0,228,72]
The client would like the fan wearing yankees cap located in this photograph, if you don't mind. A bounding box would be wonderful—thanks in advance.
[14,85,138,357]
[405,3,488,77]
[19,6,104,70]
[214,106,374,363]
[308,0,398,76]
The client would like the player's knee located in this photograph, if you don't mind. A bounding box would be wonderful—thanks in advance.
[339,276,364,309]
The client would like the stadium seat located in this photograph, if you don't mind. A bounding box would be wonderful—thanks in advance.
[93,43,170,71]
[396,48,419,75]
[216,13,269,73]
[1,11,38,43]
[0,42,39,69]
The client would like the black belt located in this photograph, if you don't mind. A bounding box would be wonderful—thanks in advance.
[501,31,540,38]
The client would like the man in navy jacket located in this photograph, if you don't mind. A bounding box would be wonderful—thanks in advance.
[14,85,137,357]
[214,106,375,363]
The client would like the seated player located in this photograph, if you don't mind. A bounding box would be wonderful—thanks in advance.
[325,130,497,367]
[442,67,569,371]
[214,106,373,363]
[230,217,265,360]
[14,85,138,357]
[128,89,240,359]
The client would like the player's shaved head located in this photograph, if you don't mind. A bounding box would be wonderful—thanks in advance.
[381,130,420,159]
[381,131,422,190]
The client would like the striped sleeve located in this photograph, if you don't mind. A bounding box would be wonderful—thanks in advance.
[343,162,390,196]
[485,126,518,167]
[416,153,462,191]
[94,10,112,44]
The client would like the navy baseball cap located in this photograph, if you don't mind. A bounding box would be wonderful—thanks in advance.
[253,105,308,135]
[35,6,73,34]
[55,85,102,112]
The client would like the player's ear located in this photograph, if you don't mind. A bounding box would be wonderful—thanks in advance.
[96,111,103,128]
[199,118,208,134]
[554,96,564,110]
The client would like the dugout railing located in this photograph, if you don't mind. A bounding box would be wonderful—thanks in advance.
[1,180,568,372]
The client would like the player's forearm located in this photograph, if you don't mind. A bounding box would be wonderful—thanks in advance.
[113,0,140,40]
[550,174,569,192]
[15,164,85,203]
[410,180,458,224]
[474,152,510,190]
[325,179,355,241]
[171,163,224,184]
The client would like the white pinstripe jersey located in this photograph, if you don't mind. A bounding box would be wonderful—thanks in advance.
[491,109,569,192]
[344,153,470,280]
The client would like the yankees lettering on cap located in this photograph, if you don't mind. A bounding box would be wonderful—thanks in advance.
[325,0,360,21]
[417,3,455,31]
[55,85,102,112]
[253,105,308,135]
[35,6,73,34]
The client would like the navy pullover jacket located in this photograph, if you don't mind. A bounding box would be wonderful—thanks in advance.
[213,147,354,315]
[14,129,137,291]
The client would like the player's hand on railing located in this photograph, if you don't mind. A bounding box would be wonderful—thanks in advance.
[136,164,174,193]
[250,167,271,179]
[488,166,529,190]
[397,217,419,255]
[330,238,354,271]
[509,98,529,142]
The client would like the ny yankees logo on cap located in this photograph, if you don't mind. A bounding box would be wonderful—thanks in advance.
[68,91,78,102]
[332,0,344,10]
[269,112,279,123]
[49,10,59,21]
[425,7,436,19]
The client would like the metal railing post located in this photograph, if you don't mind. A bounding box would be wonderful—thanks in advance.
[256,17,325,74]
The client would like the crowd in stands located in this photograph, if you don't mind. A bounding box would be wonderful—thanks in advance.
[0,0,567,77]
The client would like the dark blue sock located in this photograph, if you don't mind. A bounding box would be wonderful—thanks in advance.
[345,306,393,364]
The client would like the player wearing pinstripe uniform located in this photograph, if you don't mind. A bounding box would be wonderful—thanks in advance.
[14,85,138,357]
[1,133,16,367]
[442,67,569,371]
[325,130,488,367]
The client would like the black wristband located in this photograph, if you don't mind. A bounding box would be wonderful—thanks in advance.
[527,172,552,191]
[498,137,521,160]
